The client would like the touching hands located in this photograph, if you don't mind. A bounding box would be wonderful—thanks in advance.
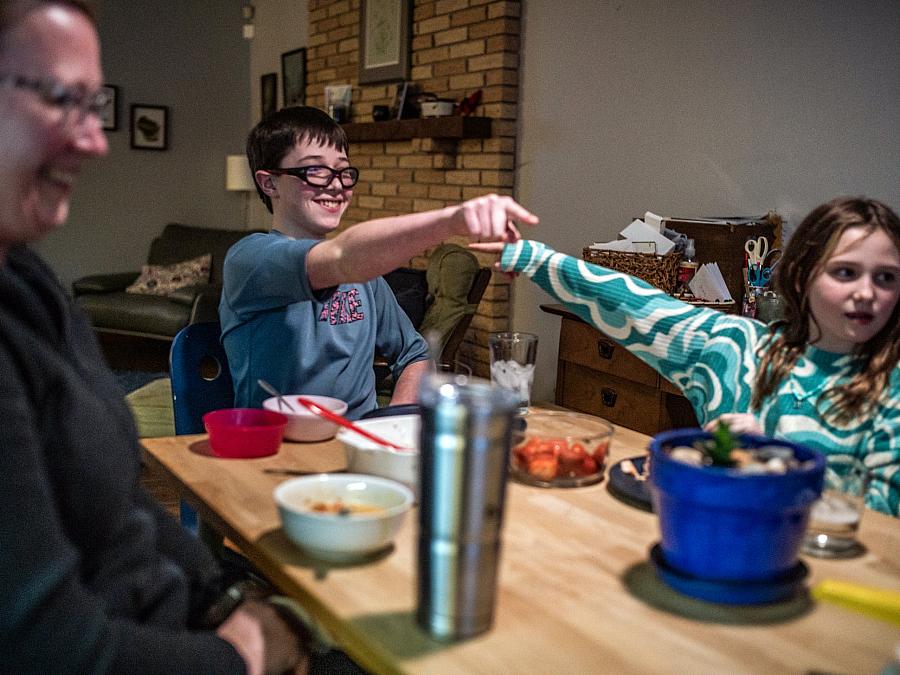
[704,413,764,437]
[449,194,538,243]
[467,238,518,276]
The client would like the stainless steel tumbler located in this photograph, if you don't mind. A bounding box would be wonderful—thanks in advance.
[416,374,519,640]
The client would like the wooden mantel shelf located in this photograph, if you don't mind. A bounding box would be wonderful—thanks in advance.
[342,116,491,142]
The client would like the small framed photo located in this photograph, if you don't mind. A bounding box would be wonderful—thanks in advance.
[130,104,168,151]
[391,81,417,120]
[100,84,118,131]
[281,47,306,107]
[359,0,411,84]
[261,72,277,119]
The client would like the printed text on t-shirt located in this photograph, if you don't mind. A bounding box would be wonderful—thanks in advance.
[319,289,364,324]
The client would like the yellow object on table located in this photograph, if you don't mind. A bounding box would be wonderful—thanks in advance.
[812,580,900,627]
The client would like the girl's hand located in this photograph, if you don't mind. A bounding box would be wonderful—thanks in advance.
[450,194,538,242]
[468,240,517,277]
[704,413,764,437]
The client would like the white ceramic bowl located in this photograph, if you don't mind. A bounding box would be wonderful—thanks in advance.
[420,100,454,117]
[337,415,420,496]
[274,473,414,561]
[262,395,348,442]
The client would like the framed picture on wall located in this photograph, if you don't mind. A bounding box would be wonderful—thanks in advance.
[281,47,306,107]
[359,0,411,84]
[261,72,277,118]
[100,84,118,131]
[130,104,168,151]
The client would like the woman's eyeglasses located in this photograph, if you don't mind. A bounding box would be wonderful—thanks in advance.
[1,73,108,125]
[267,165,360,188]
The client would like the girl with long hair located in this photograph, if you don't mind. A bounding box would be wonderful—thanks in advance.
[477,196,900,515]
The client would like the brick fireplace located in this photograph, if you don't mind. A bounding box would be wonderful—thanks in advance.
[305,0,522,376]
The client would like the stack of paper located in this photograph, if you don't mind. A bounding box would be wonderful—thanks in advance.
[619,219,675,254]
[588,218,676,255]
[689,263,732,303]
[589,238,634,252]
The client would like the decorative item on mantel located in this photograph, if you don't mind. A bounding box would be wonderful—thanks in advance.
[457,89,483,116]
[325,84,352,123]
[418,93,454,118]
[372,105,390,122]
[391,81,419,120]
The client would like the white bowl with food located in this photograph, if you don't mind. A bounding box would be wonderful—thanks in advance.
[274,473,414,561]
[337,415,420,496]
[262,395,348,442]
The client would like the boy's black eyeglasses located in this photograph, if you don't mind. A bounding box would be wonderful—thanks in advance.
[1,73,108,124]
[267,165,360,188]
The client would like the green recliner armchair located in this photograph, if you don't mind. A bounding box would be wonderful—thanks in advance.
[73,223,261,341]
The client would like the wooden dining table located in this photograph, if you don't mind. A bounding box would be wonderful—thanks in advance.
[141,412,900,674]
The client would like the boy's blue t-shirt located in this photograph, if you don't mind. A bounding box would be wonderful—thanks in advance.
[219,231,429,419]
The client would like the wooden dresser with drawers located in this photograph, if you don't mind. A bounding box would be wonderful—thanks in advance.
[541,304,699,436]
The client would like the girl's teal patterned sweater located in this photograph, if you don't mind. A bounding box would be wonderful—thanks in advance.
[501,240,899,516]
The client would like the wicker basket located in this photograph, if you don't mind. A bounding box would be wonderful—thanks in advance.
[581,248,682,294]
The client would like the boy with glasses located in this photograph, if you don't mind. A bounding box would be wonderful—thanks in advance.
[220,106,537,418]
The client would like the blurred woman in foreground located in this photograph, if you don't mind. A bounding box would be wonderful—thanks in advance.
[0,2,308,672]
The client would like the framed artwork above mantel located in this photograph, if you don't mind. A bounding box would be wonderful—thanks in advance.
[359,0,411,84]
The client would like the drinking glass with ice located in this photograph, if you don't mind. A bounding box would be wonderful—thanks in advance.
[488,332,538,415]
[802,459,870,558]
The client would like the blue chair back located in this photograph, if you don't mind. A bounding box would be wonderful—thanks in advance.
[170,321,234,531]
[170,321,234,435]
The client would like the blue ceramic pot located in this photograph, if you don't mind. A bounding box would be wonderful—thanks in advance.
[649,428,825,582]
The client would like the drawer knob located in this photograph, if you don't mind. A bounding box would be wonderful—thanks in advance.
[601,387,618,407]
[597,340,615,360]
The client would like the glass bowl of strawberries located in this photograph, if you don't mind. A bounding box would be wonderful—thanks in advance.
[511,410,614,487]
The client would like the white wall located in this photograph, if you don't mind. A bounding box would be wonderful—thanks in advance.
[516,0,900,401]
[245,0,309,229]
[37,0,251,289]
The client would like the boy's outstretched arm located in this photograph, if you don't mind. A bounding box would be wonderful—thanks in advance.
[306,194,537,290]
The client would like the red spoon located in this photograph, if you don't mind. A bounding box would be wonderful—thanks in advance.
[295,396,410,452]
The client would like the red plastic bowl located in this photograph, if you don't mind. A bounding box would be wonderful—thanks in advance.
[203,408,288,458]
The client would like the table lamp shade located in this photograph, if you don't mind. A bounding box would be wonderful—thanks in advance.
[226,155,254,191]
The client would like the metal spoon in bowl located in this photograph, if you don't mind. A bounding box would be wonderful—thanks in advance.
[294,396,411,452]
[258,379,299,413]
[258,379,409,451]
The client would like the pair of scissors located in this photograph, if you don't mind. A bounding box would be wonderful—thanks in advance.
[761,248,782,269]
[744,237,769,266]
[748,265,772,286]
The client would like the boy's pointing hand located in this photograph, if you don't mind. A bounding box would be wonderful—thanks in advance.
[451,194,538,243]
